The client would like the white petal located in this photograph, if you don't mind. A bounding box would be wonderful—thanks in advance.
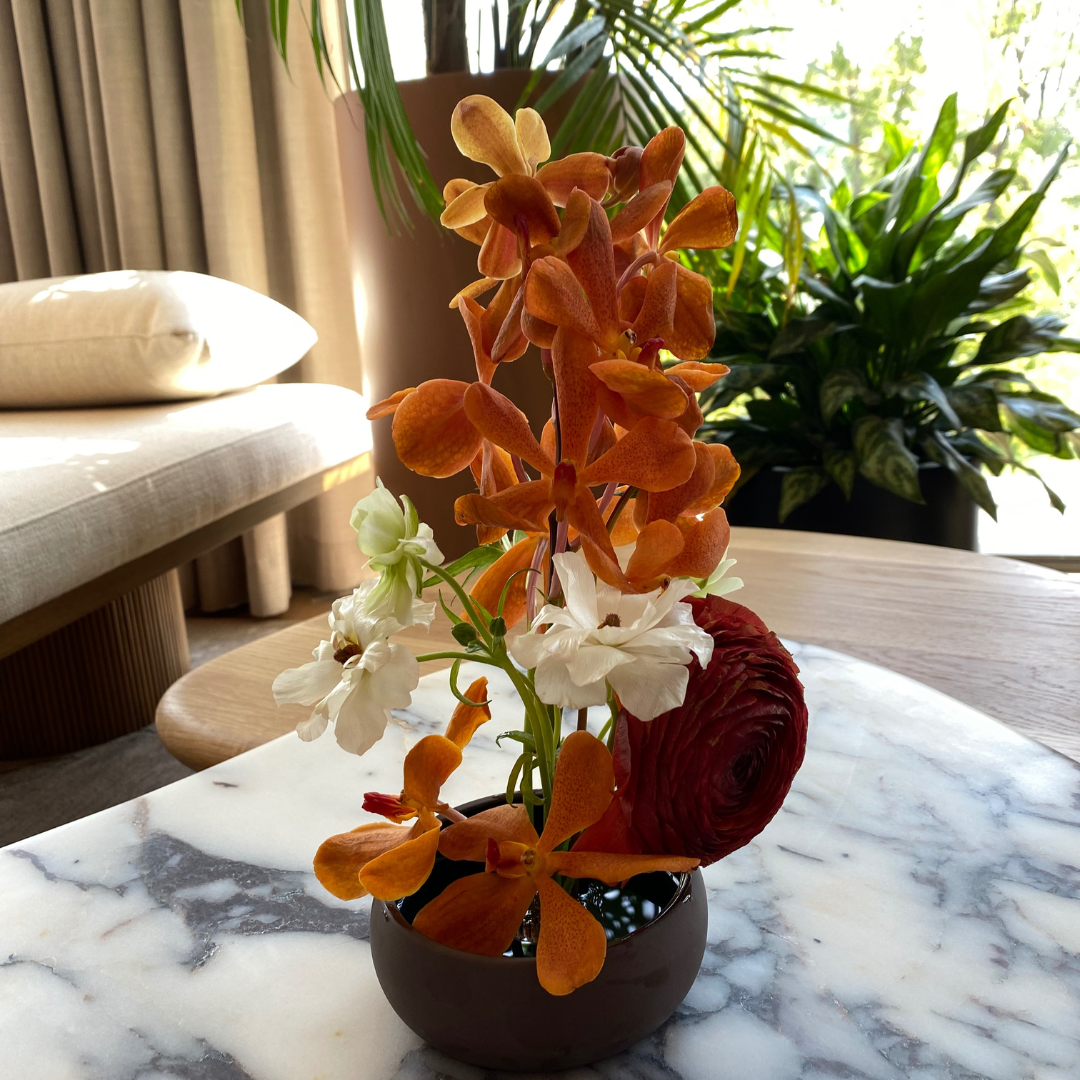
[564,643,632,686]
[351,484,406,557]
[332,683,391,756]
[608,659,689,721]
[510,630,551,670]
[271,658,342,706]
[295,703,329,742]
[553,550,598,630]
[533,657,608,710]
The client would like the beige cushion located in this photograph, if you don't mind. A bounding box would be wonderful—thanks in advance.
[0,384,371,623]
[0,271,318,407]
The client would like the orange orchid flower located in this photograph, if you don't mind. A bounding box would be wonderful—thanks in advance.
[454,379,696,567]
[612,127,738,362]
[440,96,610,282]
[412,731,698,995]
[313,679,491,902]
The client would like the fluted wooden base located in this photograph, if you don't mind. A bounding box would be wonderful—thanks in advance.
[0,572,190,759]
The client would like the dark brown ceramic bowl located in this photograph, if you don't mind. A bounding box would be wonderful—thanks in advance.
[369,795,708,1072]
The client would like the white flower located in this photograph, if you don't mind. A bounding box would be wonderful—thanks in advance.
[271,582,426,756]
[692,552,743,598]
[350,480,443,624]
[510,550,714,722]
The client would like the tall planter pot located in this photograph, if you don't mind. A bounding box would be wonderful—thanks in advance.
[335,72,570,559]
[724,463,979,549]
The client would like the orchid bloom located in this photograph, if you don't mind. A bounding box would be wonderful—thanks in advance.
[313,679,492,902]
[440,95,610,284]
[510,550,714,720]
[413,731,698,995]
[271,581,429,755]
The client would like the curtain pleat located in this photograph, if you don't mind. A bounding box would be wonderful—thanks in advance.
[0,0,370,615]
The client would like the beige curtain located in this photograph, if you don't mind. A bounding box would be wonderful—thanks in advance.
[0,0,370,615]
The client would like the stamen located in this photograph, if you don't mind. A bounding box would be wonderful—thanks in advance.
[598,613,622,628]
[333,641,363,664]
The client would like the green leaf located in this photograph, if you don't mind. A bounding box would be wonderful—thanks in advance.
[945,383,1003,431]
[779,468,828,522]
[854,417,924,503]
[768,318,838,358]
[820,368,873,424]
[422,544,503,588]
[1000,394,1080,434]
[970,314,1068,367]
[823,446,856,498]
[745,397,803,430]
[890,372,962,429]
[699,362,788,410]
[927,432,997,518]
[1023,248,1061,295]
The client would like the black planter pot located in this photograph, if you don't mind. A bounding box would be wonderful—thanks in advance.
[369,794,708,1072]
[724,463,978,549]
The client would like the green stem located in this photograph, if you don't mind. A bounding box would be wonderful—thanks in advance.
[413,651,501,666]
[420,560,495,650]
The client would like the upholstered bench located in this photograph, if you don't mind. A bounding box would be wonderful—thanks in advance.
[0,383,371,758]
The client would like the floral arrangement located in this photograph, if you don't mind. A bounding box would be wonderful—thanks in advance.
[275,96,808,997]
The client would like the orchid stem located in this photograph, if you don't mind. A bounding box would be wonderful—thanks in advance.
[577,708,588,732]
[606,486,638,533]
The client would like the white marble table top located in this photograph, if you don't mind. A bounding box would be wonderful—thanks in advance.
[2,644,1078,1080]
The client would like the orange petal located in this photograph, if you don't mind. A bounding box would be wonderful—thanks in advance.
[392,380,483,477]
[535,874,607,996]
[639,127,685,247]
[441,182,492,228]
[609,182,673,242]
[464,382,551,473]
[367,387,415,421]
[552,188,591,257]
[469,534,541,629]
[455,482,553,533]
[484,174,561,244]
[547,850,699,883]
[617,273,647,326]
[540,417,557,464]
[630,258,678,343]
[452,95,527,177]
[443,177,475,202]
[565,197,620,348]
[658,185,738,254]
[515,107,550,170]
[478,219,522,279]
[589,358,687,420]
[552,328,600,466]
[581,415,696,492]
[625,519,684,585]
[313,821,411,900]
[609,497,640,546]
[521,307,557,348]
[439,803,540,861]
[535,152,610,205]
[685,443,741,512]
[458,296,496,385]
[665,507,731,579]
[358,810,442,901]
[450,277,500,311]
[671,373,704,436]
[538,731,615,853]
[647,441,716,521]
[567,484,618,567]
[669,264,716,360]
[665,360,730,392]
[443,678,492,748]
[413,871,537,956]
[523,256,602,343]
[403,735,463,806]
[489,281,529,364]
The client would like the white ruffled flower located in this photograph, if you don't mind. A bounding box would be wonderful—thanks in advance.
[271,581,432,755]
[693,551,743,598]
[510,550,714,721]
[350,480,443,624]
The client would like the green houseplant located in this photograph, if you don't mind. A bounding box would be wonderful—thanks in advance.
[696,95,1080,545]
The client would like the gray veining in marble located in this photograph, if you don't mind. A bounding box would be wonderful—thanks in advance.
[1,644,1078,1080]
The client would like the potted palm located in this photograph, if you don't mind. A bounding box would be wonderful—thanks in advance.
[695,96,1080,548]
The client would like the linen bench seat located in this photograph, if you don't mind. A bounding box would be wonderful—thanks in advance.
[0,383,371,758]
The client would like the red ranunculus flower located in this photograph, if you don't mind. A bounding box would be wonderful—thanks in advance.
[575,595,807,866]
